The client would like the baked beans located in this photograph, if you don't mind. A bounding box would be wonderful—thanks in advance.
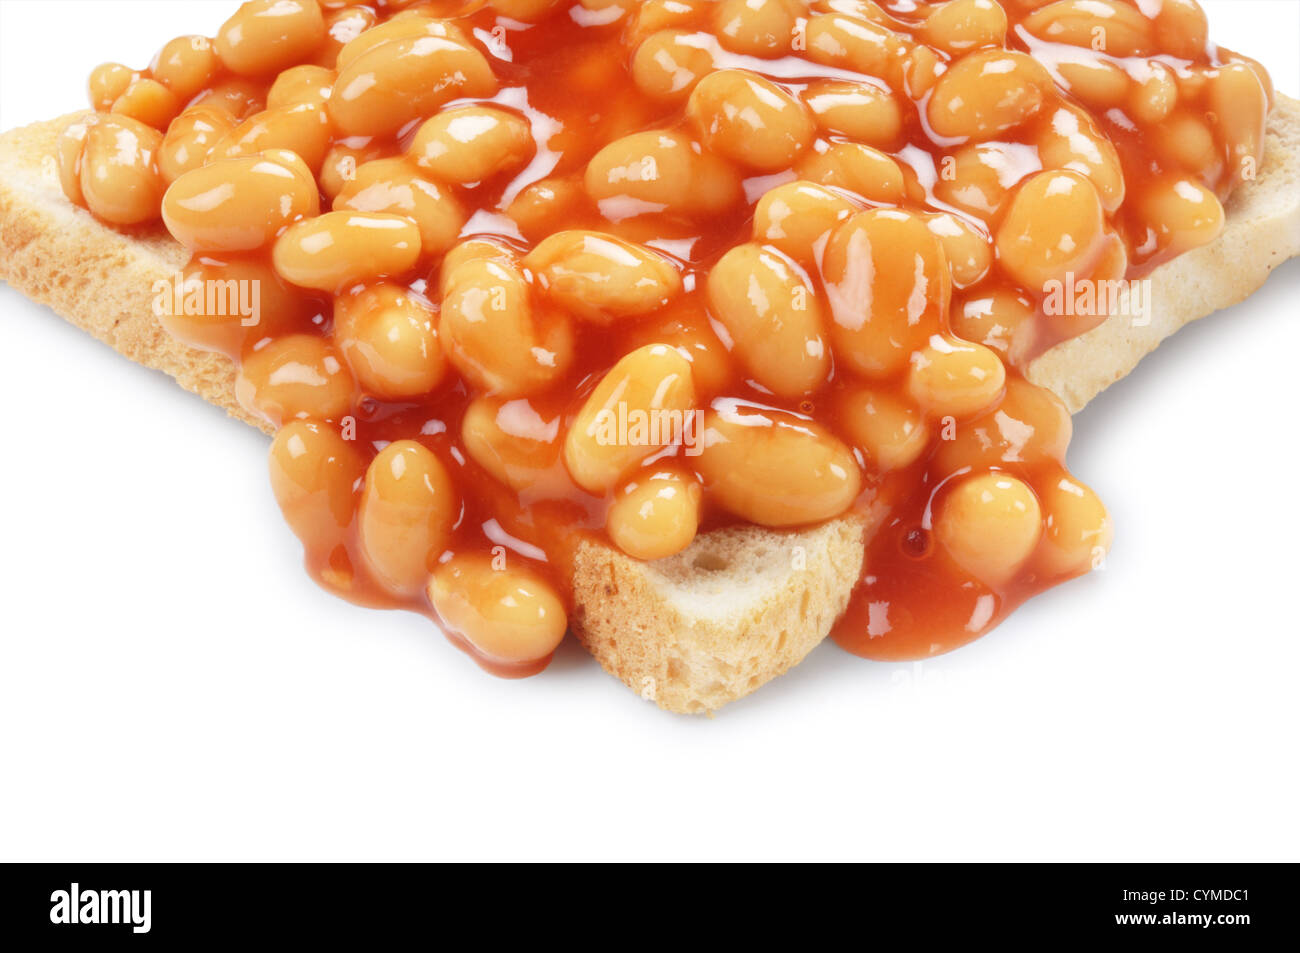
[151,35,221,102]
[216,0,327,77]
[585,129,741,217]
[752,179,857,264]
[428,555,567,667]
[332,157,465,258]
[697,401,861,527]
[687,69,815,172]
[163,152,320,252]
[606,466,703,560]
[329,33,496,137]
[273,211,422,292]
[411,106,534,185]
[334,283,446,400]
[707,242,829,398]
[524,230,682,322]
[236,333,356,425]
[359,440,457,595]
[564,344,696,494]
[822,209,949,378]
[78,115,166,225]
[935,472,1042,585]
[440,257,575,397]
[62,0,1275,673]
[928,49,1052,141]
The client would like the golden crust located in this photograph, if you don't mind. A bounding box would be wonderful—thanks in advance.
[2,97,1299,713]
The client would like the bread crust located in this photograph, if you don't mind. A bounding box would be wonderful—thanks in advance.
[3,97,1299,713]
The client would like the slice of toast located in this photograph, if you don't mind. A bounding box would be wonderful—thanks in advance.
[3,97,1299,714]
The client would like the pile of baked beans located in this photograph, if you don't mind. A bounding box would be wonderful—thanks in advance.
[57,0,1272,671]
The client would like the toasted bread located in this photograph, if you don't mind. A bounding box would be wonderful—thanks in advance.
[3,96,1299,713]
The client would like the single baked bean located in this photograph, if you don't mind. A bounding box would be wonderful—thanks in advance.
[88,62,136,112]
[273,212,422,292]
[949,289,1036,360]
[333,157,465,259]
[507,177,594,241]
[110,78,181,130]
[1129,60,1177,126]
[1056,58,1131,111]
[696,401,861,527]
[212,103,334,172]
[934,140,1039,218]
[1035,104,1125,213]
[584,129,741,217]
[922,211,993,288]
[410,106,534,185]
[935,472,1042,584]
[822,209,950,378]
[438,238,517,298]
[1153,0,1208,59]
[922,0,1007,54]
[687,69,815,172]
[902,43,944,99]
[524,230,682,323]
[428,554,568,667]
[707,242,830,398]
[802,79,904,149]
[1137,176,1224,258]
[333,13,468,71]
[1021,0,1152,57]
[1152,112,1219,178]
[358,440,456,595]
[319,140,389,200]
[151,35,221,102]
[907,335,1006,419]
[57,117,93,206]
[316,4,379,67]
[628,0,709,44]
[158,106,239,183]
[269,420,365,557]
[805,14,908,86]
[334,283,446,400]
[236,334,356,425]
[1036,474,1112,577]
[440,257,574,396]
[163,152,319,252]
[607,467,703,560]
[995,170,1107,291]
[80,115,166,225]
[267,64,335,110]
[752,180,857,265]
[714,0,798,56]
[794,142,905,204]
[564,344,696,494]
[836,385,930,471]
[189,77,266,119]
[330,33,497,137]
[461,395,564,493]
[1211,63,1269,186]
[927,49,1052,140]
[620,301,732,396]
[159,255,311,358]
[933,376,1071,474]
[631,29,715,102]
[216,0,327,76]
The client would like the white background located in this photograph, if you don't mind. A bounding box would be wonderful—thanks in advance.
[1,1,1297,862]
